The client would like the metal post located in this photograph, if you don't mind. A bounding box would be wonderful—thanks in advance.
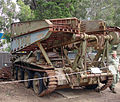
[72,40,87,71]
[78,40,87,71]
[106,40,109,65]
[61,46,65,67]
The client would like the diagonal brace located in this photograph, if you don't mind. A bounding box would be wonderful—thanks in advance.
[37,42,53,66]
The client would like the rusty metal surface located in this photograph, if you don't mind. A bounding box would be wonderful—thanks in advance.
[107,26,120,32]
[11,17,79,38]
[80,20,106,33]
[11,20,51,38]
[11,18,79,53]
[36,70,57,96]
[10,18,120,96]
[11,18,108,53]
[11,29,52,53]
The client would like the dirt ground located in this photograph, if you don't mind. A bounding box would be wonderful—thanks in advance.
[0,82,120,102]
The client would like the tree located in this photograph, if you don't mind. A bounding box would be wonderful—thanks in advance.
[17,0,120,26]
[19,0,37,10]
[114,8,120,26]
[73,0,90,19]
[17,0,35,21]
[0,0,16,31]
[113,0,120,26]
[0,0,17,51]
[85,0,119,26]
[73,0,120,26]
[33,0,76,20]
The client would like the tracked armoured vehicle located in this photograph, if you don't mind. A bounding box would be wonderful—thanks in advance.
[11,17,120,96]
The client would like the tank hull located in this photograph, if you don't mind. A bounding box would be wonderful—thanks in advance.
[11,18,117,96]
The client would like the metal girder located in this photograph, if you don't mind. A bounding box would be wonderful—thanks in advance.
[101,40,110,66]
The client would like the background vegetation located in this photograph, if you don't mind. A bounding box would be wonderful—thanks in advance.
[0,0,120,51]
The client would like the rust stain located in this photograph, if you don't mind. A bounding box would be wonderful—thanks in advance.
[37,33,44,39]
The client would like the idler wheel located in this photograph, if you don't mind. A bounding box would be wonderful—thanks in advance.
[24,70,33,88]
[13,67,18,80]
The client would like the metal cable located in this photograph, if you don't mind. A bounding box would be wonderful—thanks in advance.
[0,66,109,85]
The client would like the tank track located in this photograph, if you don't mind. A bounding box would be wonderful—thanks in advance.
[39,70,58,96]
[99,76,113,91]
[14,63,58,96]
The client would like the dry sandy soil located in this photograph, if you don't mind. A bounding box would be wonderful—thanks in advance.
[0,82,120,102]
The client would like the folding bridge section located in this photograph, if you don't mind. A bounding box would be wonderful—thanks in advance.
[11,17,79,53]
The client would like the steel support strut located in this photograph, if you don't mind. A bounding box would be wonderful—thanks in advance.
[37,42,53,66]
[72,40,87,71]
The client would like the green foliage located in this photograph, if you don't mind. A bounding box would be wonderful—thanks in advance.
[113,1,120,26]
[84,0,120,26]
[19,0,37,10]
[34,0,76,20]
[0,0,16,31]
[17,0,35,21]
[0,0,17,50]
[2,33,11,43]
[4,45,11,52]
[73,0,90,19]
[19,0,120,27]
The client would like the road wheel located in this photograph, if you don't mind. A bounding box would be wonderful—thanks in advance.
[13,67,18,80]
[17,69,21,80]
[17,68,24,82]
[85,84,98,89]
[33,72,44,95]
[24,70,33,88]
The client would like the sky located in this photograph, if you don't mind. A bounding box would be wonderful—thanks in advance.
[12,0,17,3]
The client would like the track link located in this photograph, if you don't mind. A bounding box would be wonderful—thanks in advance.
[39,70,58,96]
